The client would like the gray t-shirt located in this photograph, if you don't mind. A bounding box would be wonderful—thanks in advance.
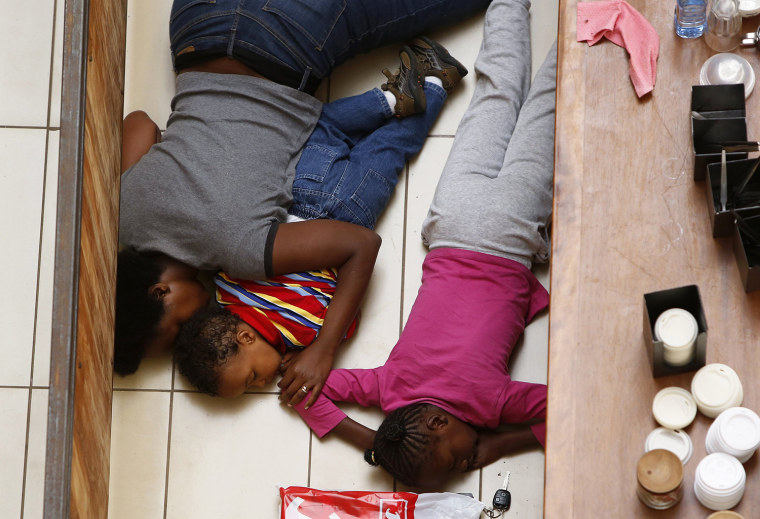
[119,72,322,279]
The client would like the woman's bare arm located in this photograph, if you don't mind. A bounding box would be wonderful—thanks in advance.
[273,220,381,408]
[121,110,161,174]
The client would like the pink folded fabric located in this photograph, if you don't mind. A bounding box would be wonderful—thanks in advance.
[577,0,660,97]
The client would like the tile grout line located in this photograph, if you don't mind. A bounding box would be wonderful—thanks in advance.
[162,363,177,518]
[20,2,60,516]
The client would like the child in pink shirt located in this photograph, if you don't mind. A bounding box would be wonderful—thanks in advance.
[292,0,557,489]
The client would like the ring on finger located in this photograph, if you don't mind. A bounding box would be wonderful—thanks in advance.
[300,385,309,394]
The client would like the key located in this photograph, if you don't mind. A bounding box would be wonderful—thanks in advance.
[492,471,512,511]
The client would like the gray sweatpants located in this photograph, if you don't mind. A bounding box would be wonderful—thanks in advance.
[421,0,557,270]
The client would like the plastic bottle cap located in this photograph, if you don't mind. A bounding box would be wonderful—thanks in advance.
[645,427,693,464]
[652,387,698,430]
[739,0,760,16]
[691,363,743,417]
[700,53,756,98]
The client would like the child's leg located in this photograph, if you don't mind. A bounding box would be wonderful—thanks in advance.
[421,0,557,270]
[291,83,446,229]
[310,89,394,151]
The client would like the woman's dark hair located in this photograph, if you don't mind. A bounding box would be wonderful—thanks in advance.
[113,248,166,375]
[365,403,435,486]
[174,306,241,396]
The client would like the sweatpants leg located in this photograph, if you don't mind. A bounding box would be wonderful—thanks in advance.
[421,0,557,270]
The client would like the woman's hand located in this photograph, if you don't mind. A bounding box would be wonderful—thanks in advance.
[271,219,381,406]
[278,339,335,409]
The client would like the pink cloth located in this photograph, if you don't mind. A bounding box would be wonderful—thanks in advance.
[295,247,549,446]
[577,0,659,97]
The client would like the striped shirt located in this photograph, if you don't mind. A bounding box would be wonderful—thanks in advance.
[215,270,358,353]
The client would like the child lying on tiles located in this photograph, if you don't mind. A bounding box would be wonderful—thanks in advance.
[160,41,468,404]
[288,0,556,488]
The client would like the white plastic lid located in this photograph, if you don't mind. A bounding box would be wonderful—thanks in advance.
[696,453,745,492]
[719,407,760,451]
[699,53,755,98]
[654,308,698,349]
[739,0,760,16]
[645,427,693,464]
[652,387,698,430]
[691,363,743,417]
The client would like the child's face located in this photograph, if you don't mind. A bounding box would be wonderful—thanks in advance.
[413,411,479,489]
[216,322,282,398]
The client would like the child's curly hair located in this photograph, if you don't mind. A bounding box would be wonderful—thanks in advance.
[364,403,435,486]
[174,306,242,396]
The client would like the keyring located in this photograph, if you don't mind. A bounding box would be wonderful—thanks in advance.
[300,385,309,394]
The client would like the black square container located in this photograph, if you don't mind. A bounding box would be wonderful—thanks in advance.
[705,158,760,237]
[691,84,747,181]
[732,215,760,292]
[643,285,708,378]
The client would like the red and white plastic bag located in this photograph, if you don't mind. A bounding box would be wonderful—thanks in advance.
[280,486,484,519]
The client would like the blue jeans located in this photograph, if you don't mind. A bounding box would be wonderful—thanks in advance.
[170,0,491,92]
[290,83,446,229]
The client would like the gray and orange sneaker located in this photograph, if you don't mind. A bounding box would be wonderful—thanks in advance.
[381,45,426,118]
[408,36,468,93]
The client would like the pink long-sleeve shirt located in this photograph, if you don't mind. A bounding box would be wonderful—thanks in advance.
[295,247,549,445]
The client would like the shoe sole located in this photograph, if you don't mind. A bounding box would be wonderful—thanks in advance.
[400,46,426,114]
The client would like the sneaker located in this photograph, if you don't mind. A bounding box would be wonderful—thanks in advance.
[408,36,468,92]
[381,46,426,117]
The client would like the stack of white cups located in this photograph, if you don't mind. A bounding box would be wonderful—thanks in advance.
[691,364,744,418]
[654,308,698,366]
[694,453,746,510]
[705,407,760,463]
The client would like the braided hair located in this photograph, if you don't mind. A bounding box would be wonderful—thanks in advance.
[174,306,241,396]
[364,403,436,486]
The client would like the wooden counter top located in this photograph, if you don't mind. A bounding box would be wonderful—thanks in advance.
[547,1,760,517]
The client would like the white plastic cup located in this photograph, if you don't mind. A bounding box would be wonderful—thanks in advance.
[691,363,743,418]
[705,407,760,463]
[694,452,746,510]
[654,308,698,366]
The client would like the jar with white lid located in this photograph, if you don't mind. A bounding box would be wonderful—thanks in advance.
[691,363,743,418]
[705,407,760,463]
[694,452,746,510]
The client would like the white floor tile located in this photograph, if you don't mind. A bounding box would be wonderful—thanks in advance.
[403,138,451,324]
[108,391,171,519]
[32,130,60,387]
[0,1,55,126]
[530,0,560,79]
[124,0,175,129]
[22,389,49,519]
[0,129,47,386]
[0,388,30,519]
[308,405,391,490]
[113,356,174,391]
[166,392,310,518]
[482,451,546,517]
[49,0,65,128]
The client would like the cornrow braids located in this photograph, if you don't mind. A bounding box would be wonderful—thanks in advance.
[369,403,435,486]
[174,306,241,396]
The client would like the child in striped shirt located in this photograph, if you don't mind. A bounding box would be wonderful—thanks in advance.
[173,38,467,401]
